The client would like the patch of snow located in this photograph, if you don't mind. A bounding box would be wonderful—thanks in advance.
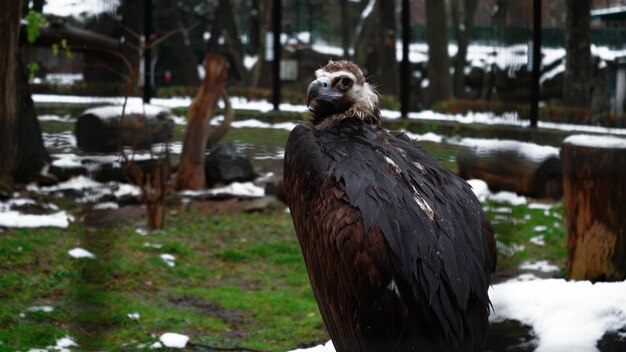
[44,73,84,86]
[534,225,548,232]
[529,235,546,246]
[150,341,162,349]
[488,191,527,206]
[68,248,96,259]
[467,179,490,201]
[288,340,335,352]
[244,55,258,69]
[51,155,83,168]
[181,182,265,198]
[82,103,170,120]
[31,175,102,192]
[160,254,176,267]
[490,278,626,352]
[458,138,559,163]
[127,312,140,320]
[55,336,77,349]
[43,132,77,152]
[492,206,513,214]
[564,134,626,149]
[232,119,272,129]
[38,114,75,122]
[112,183,142,198]
[466,179,527,205]
[44,0,119,18]
[28,335,78,352]
[159,332,189,348]
[26,306,54,313]
[0,211,72,228]
[136,228,149,236]
[528,203,555,210]
[497,242,525,257]
[93,202,119,210]
[143,242,163,249]
[519,260,559,273]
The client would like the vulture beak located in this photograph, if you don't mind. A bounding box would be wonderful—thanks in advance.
[306,77,341,107]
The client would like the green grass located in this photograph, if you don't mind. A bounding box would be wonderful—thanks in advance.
[0,209,325,351]
[486,202,567,275]
[0,199,567,351]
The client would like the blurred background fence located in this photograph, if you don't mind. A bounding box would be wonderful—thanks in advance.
[23,0,626,126]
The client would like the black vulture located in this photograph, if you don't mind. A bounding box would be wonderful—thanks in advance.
[283,60,496,352]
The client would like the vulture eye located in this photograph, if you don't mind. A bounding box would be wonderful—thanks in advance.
[337,76,353,90]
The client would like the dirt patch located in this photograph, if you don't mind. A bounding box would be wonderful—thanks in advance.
[170,295,246,330]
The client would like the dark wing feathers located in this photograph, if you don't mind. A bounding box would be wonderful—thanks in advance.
[285,122,495,351]
[318,123,494,342]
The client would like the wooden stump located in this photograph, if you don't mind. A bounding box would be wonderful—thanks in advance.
[457,139,562,199]
[563,134,626,281]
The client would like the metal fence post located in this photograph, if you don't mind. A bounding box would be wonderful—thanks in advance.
[530,0,542,128]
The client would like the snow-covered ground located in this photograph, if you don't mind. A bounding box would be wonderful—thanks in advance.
[289,276,626,352]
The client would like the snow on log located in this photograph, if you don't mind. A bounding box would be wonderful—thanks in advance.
[562,134,626,281]
[457,139,562,199]
[75,104,174,152]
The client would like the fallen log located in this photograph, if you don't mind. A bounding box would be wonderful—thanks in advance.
[457,139,562,199]
[563,134,626,281]
[20,19,120,52]
[75,104,174,152]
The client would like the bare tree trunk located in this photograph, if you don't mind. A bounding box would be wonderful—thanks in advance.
[377,0,398,96]
[250,0,270,88]
[119,0,143,86]
[425,0,452,106]
[0,0,48,185]
[353,0,378,74]
[337,0,350,58]
[155,0,199,85]
[492,0,509,25]
[563,0,592,108]
[0,0,21,185]
[248,0,261,55]
[14,58,49,182]
[175,54,229,190]
[451,0,479,99]
[218,0,246,83]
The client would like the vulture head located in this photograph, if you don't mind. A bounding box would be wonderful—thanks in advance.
[306,60,380,125]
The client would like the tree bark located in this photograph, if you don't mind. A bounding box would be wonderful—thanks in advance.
[425,0,452,107]
[155,0,199,86]
[175,54,229,190]
[563,136,626,281]
[563,0,592,108]
[337,0,350,58]
[377,0,398,96]
[0,0,48,185]
[248,0,261,55]
[250,0,270,88]
[457,141,562,199]
[221,0,246,83]
[353,0,378,76]
[14,58,49,182]
[451,0,479,99]
[0,0,21,185]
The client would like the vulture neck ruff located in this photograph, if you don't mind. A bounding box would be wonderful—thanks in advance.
[310,65,381,129]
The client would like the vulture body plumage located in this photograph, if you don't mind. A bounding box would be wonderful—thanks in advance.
[284,60,496,352]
